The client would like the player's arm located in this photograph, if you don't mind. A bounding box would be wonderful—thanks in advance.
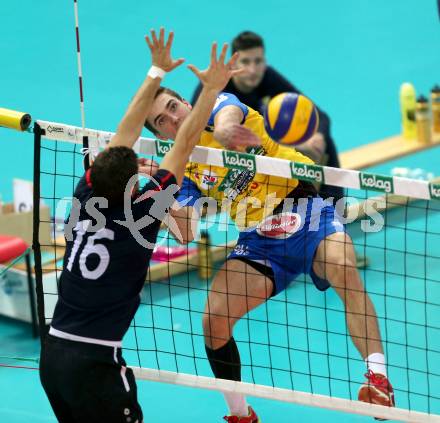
[168,201,199,244]
[213,105,243,143]
[108,28,184,150]
[212,103,264,151]
[164,44,245,243]
[159,42,244,185]
[159,88,219,185]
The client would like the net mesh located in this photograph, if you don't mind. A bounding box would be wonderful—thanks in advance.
[32,121,440,421]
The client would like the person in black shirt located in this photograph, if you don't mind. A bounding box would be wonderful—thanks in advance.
[39,28,244,423]
[192,31,344,201]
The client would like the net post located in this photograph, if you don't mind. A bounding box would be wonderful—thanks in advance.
[25,252,38,338]
[32,122,47,344]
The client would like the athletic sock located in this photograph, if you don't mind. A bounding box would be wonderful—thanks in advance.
[205,337,241,381]
[365,352,387,377]
[224,393,249,417]
[206,338,248,416]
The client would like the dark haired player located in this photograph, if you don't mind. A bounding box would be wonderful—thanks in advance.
[39,28,243,422]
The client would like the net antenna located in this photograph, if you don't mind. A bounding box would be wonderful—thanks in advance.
[73,0,91,170]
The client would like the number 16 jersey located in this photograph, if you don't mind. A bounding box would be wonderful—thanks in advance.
[50,169,177,343]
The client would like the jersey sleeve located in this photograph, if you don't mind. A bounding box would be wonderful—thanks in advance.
[207,92,248,126]
[175,176,202,207]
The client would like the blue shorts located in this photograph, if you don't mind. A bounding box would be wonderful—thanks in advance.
[228,197,345,296]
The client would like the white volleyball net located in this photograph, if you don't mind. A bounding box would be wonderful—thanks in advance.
[31,120,440,422]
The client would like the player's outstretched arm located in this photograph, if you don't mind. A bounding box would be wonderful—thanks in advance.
[109,28,184,149]
[212,103,263,151]
[160,42,243,185]
[163,43,243,244]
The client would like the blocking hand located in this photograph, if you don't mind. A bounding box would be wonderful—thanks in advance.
[187,42,245,92]
[145,28,185,72]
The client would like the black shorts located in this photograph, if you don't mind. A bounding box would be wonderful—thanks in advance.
[39,334,143,423]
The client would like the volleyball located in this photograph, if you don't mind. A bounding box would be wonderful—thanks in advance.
[264,92,319,145]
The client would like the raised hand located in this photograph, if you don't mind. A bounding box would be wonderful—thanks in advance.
[187,42,245,92]
[145,28,185,72]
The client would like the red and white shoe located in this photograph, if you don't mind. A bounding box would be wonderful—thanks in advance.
[358,370,395,420]
[223,406,260,423]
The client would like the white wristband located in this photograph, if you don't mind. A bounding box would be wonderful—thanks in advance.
[148,66,166,80]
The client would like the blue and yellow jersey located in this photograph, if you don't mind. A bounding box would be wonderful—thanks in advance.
[176,93,314,229]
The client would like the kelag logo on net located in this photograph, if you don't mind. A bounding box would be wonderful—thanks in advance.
[359,172,394,194]
[430,183,440,200]
[290,162,324,183]
[156,140,173,157]
[222,151,256,172]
